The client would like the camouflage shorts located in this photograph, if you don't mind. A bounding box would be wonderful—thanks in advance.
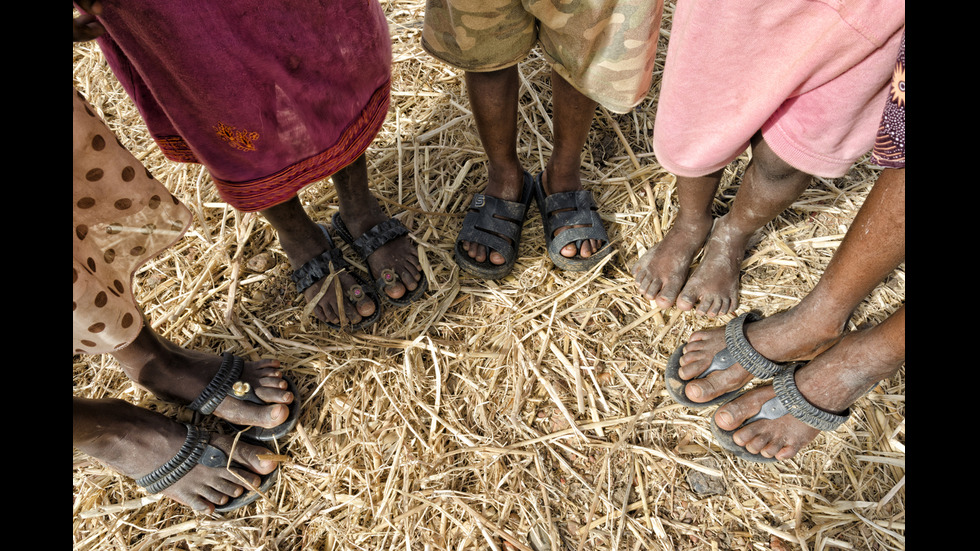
[422,0,662,113]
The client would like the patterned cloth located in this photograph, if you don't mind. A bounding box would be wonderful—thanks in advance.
[73,90,191,355]
[872,33,905,168]
[92,0,392,212]
[653,0,905,178]
[421,0,662,113]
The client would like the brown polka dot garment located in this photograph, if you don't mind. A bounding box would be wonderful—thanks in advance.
[73,89,191,355]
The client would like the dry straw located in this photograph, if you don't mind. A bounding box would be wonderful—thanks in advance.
[73,2,905,549]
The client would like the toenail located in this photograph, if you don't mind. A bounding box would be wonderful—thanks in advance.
[232,381,251,397]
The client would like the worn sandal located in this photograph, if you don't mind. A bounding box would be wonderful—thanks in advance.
[290,225,380,330]
[710,365,850,463]
[331,213,428,307]
[454,171,535,280]
[532,172,612,271]
[136,424,278,513]
[665,312,790,408]
[188,353,301,442]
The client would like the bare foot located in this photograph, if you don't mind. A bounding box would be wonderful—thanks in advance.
[676,308,843,405]
[673,214,754,316]
[74,398,278,512]
[114,328,294,429]
[633,215,712,309]
[713,313,904,460]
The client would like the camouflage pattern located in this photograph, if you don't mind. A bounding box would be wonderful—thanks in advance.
[422,0,662,113]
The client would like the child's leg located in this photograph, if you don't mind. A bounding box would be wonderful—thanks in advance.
[73,397,277,512]
[543,70,603,258]
[676,134,810,316]
[459,66,525,265]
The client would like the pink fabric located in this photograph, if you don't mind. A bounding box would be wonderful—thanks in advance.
[93,0,392,211]
[653,0,905,178]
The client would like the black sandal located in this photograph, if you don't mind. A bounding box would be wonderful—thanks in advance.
[533,172,612,271]
[331,213,428,307]
[454,171,535,280]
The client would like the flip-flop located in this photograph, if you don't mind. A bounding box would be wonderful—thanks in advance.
[454,171,535,280]
[532,172,612,272]
[135,424,278,513]
[665,312,790,408]
[710,365,850,463]
[331,213,428,307]
[290,224,381,330]
[188,353,301,442]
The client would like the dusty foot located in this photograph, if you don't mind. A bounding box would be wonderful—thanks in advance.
[675,308,843,405]
[74,398,277,512]
[633,214,713,309]
[539,169,605,259]
[337,204,423,303]
[460,163,527,266]
[713,319,904,460]
[115,329,293,429]
[673,214,754,316]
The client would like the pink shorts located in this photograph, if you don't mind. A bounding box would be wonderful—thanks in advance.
[653,0,905,178]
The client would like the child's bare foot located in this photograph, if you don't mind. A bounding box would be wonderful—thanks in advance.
[114,328,294,430]
[633,214,712,309]
[673,213,753,316]
[674,309,843,405]
[74,398,278,512]
[711,308,904,461]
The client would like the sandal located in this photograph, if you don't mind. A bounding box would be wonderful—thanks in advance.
[290,225,381,330]
[533,172,612,271]
[331,213,428,307]
[136,424,278,513]
[710,365,850,463]
[665,313,790,408]
[454,171,535,280]
[188,353,302,442]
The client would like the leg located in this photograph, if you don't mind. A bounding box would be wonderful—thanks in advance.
[261,195,377,325]
[73,397,277,512]
[677,134,811,315]
[677,167,905,404]
[542,70,602,258]
[331,154,423,301]
[459,66,526,265]
[110,323,293,429]
[714,304,905,460]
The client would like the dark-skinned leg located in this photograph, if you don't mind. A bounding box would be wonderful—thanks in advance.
[460,66,525,265]
[714,304,905,461]
[261,195,376,325]
[543,70,602,258]
[331,154,422,301]
[633,170,722,308]
[678,167,905,404]
[74,397,277,513]
[110,323,293,429]
[677,134,811,316]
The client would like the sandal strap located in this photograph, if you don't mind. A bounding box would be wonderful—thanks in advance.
[724,313,785,379]
[762,366,850,432]
[136,425,229,494]
[290,247,349,294]
[539,189,606,250]
[186,353,263,415]
[348,218,409,260]
[457,192,531,258]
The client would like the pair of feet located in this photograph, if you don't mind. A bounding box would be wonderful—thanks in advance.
[278,205,424,328]
[76,337,297,512]
[633,211,748,317]
[458,166,607,269]
[673,308,903,461]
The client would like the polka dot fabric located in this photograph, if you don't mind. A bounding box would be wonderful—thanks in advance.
[73,89,191,355]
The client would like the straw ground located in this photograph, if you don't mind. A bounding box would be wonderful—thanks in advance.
[73,3,905,550]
